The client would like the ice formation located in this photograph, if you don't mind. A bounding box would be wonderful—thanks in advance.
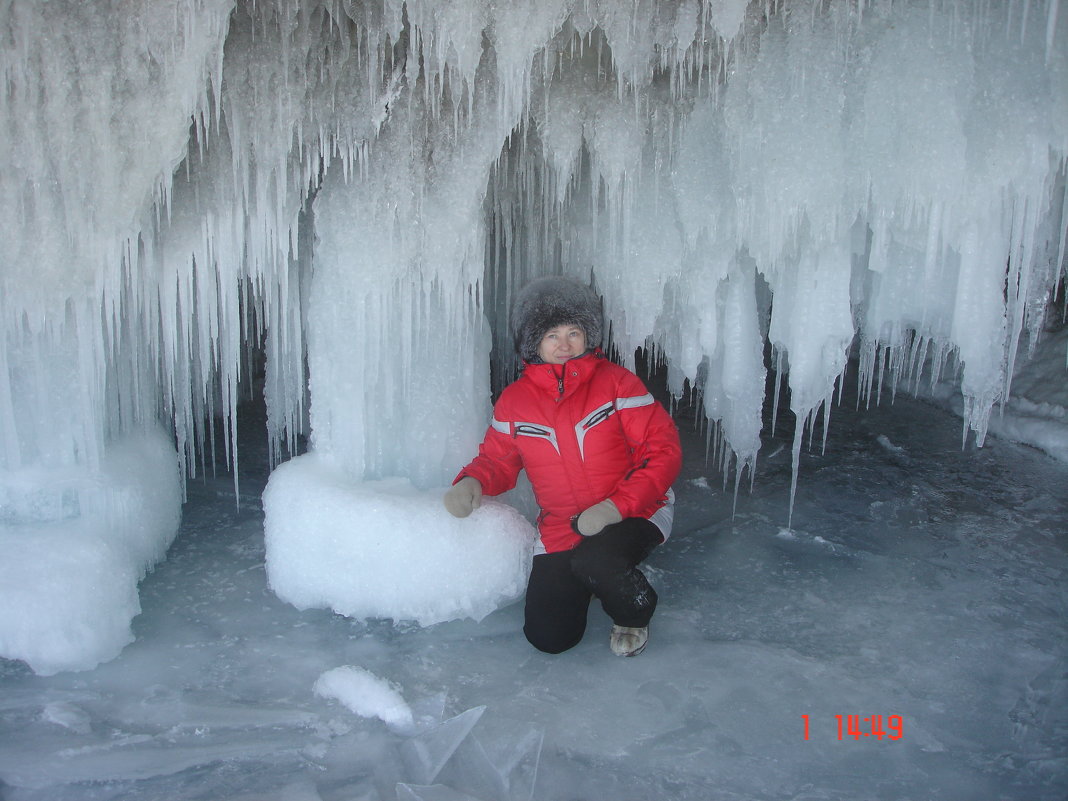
[263,459,535,625]
[0,429,181,674]
[1,0,1066,671]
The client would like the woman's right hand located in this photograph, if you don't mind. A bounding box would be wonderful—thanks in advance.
[443,476,483,518]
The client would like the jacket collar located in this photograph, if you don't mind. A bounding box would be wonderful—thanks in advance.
[522,348,605,400]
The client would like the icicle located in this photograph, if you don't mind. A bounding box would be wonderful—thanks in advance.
[1049,0,1063,63]
[764,350,778,435]
[787,412,803,530]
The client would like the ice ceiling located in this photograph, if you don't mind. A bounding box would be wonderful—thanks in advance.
[2,0,1066,497]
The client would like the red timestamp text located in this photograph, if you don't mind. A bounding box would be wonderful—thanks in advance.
[802,714,904,740]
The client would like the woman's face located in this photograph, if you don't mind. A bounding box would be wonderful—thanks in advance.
[537,324,587,364]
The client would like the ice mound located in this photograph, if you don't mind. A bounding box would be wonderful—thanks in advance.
[0,428,182,674]
[263,453,536,626]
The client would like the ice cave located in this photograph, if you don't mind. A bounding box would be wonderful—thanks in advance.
[0,1,1066,799]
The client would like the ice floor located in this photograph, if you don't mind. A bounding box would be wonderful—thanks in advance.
[1,386,1066,801]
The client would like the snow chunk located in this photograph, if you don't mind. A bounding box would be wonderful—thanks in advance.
[876,435,905,454]
[314,666,414,730]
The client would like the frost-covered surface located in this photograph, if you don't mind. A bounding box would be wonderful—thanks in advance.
[0,392,1064,800]
[263,455,535,626]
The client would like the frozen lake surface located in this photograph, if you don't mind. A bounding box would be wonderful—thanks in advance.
[1,389,1066,801]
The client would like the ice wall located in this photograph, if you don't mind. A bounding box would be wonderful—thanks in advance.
[0,0,231,672]
[1,0,1067,669]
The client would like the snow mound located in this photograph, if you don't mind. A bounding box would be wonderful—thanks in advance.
[0,428,182,674]
[263,453,536,626]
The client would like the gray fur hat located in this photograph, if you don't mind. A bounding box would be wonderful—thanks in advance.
[512,276,603,363]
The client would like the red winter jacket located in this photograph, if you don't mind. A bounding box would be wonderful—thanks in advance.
[455,350,682,553]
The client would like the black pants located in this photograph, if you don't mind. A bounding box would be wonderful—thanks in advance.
[523,518,663,654]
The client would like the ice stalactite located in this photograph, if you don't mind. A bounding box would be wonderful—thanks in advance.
[766,241,856,522]
[304,7,526,486]
[0,0,234,473]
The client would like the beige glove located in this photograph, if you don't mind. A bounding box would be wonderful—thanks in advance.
[575,499,622,536]
[444,476,483,518]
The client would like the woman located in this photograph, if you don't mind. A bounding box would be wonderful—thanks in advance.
[443,276,682,656]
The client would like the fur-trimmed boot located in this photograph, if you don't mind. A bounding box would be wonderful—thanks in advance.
[610,624,648,657]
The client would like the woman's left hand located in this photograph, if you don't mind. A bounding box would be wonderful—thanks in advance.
[575,499,622,536]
